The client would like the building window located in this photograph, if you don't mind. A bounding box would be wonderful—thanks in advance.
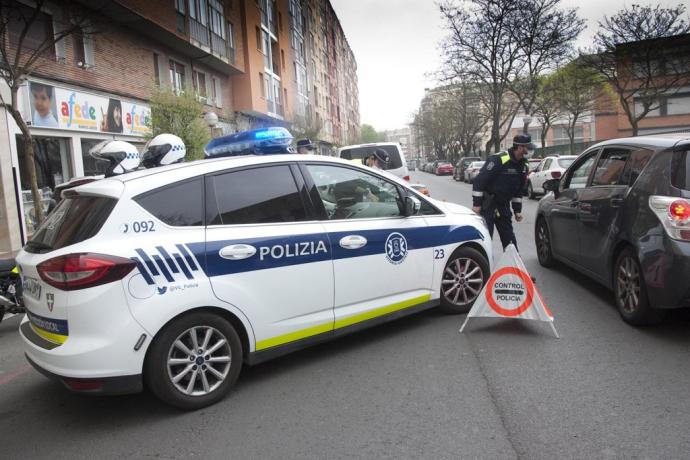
[189,0,208,26]
[169,60,186,94]
[211,76,217,104]
[256,26,261,50]
[259,72,265,97]
[7,3,55,58]
[281,49,285,70]
[228,21,235,49]
[73,28,85,66]
[153,53,160,86]
[193,70,207,99]
[208,0,225,39]
[175,0,186,32]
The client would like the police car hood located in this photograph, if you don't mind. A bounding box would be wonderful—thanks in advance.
[430,199,475,215]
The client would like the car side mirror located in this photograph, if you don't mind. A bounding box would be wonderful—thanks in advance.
[543,178,560,197]
[404,195,421,216]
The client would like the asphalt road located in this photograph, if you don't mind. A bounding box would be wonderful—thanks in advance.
[2,171,690,459]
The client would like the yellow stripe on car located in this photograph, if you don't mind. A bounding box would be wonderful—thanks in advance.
[30,323,68,344]
[255,294,432,351]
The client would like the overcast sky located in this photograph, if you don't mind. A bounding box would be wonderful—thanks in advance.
[330,0,683,131]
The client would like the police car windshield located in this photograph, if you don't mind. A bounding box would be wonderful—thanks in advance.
[340,145,403,169]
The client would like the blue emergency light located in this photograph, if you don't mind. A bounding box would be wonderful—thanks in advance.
[204,126,294,158]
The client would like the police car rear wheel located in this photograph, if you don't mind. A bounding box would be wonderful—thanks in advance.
[440,247,489,314]
[145,313,242,410]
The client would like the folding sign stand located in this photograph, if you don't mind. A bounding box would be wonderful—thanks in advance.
[459,244,559,338]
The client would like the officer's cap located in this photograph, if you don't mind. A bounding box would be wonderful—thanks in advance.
[513,134,536,150]
[372,148,390,163]
[296,138,315,150]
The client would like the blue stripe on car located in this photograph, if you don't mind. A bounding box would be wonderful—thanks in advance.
[156,246,179,274]
[132,257,155,285]
[151,254,174,282]
[173,253,194,280]
[177,244,199,271]
[135,248,160,276]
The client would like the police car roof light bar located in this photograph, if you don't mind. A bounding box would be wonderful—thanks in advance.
[204,126,294,158]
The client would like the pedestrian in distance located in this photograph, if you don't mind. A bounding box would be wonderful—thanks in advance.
[296,138,316,154]
[471,134,535,251]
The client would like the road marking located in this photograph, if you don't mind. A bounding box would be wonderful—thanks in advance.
[0,365,32,386]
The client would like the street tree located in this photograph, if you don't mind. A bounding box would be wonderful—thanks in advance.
[584,4,690,136]
[0,0,101,225]
[360,123,385,143]
[439,0,522,153]
[510,0,585,133]
[148,87,210,161]
[531,74,563,156]
[552,62,604,155]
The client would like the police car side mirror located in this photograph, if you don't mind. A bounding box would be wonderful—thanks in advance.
[404,195,421,216]
[543,179,560,197]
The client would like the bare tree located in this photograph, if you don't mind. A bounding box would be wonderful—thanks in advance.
[0,0,99,225]
[450,83,489,158]
[531,74,562,156]
[552,62,603,155]
[439,0,523,153]
[584,4,690,136]
[509,0,585,133]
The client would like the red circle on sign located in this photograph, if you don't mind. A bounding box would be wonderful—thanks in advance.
[485,267,535,317]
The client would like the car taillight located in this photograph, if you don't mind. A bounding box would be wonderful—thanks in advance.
[551,171,562,179]
[37,253,136,291]
[649,196,690,241]
[403,175,410,181]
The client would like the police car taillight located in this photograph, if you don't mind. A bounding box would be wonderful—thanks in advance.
[37,253,136,291]
[649,196,690,241]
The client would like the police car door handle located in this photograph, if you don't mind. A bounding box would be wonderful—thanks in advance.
[219,244,257,260]
[339,235,367,249]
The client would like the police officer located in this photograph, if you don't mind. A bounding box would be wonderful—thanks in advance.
[471,134,535,250]
[366,148,389,170]
[296,138,316,154]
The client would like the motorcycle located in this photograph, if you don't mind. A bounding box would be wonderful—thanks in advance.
[0,258,24,323]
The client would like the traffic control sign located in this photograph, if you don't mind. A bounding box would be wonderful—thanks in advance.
[459,244,559,338]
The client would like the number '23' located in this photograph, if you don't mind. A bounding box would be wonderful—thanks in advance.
[434,249,445,259]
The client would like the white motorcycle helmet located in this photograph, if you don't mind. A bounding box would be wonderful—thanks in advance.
[142,133,186,168]
[89,140,140,177]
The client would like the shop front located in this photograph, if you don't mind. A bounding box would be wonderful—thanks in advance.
[0,79,151,256]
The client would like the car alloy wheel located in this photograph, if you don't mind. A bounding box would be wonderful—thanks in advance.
[616,255,641,315]
[167,326,232,396]
[441,255,485,310]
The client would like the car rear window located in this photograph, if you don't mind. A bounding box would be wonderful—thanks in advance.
[671,149,690,191]
[340,145,403,169]
[25,196,116,253]
[557,158,575,168]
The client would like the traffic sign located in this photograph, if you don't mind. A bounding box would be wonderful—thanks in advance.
[459,244,558,337]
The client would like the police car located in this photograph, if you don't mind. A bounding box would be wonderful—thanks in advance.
[16,128,492,409]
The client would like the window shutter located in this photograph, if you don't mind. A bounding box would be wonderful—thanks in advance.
[215,78,223,108]
[53,14,66,63]
[205,74,212,105]
[83,34,95,68]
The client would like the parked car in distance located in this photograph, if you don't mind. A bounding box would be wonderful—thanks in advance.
[435,162,454,176]
[527,155,577,199]
[535,134,690,326]
[455,156,481,181]
[338,142,410,181]
[465,161,485,183]
[522,158,543,196]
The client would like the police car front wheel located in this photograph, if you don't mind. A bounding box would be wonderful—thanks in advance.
[145,312,243,410]
[440,246,489,314]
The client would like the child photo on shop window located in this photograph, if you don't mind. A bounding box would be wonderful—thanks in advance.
[30,83,58,128]
[101,98,123,133]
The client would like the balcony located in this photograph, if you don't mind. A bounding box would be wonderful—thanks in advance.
[189,17,210,47]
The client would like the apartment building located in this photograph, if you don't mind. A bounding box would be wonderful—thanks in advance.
[0,0,359,256]
[595,33,690,139]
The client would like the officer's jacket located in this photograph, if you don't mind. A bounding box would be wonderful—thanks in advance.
[472,149,528,214]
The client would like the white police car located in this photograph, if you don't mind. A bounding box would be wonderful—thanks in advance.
[17,130,492,409]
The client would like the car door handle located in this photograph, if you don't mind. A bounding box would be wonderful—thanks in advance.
[219,244,257,260]
[339,235,367,249]
[611,197,624,207]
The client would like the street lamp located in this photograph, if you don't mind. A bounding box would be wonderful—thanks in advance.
[204,111,218,137]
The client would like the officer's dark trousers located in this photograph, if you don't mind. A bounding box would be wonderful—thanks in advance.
[481,203,518,250]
